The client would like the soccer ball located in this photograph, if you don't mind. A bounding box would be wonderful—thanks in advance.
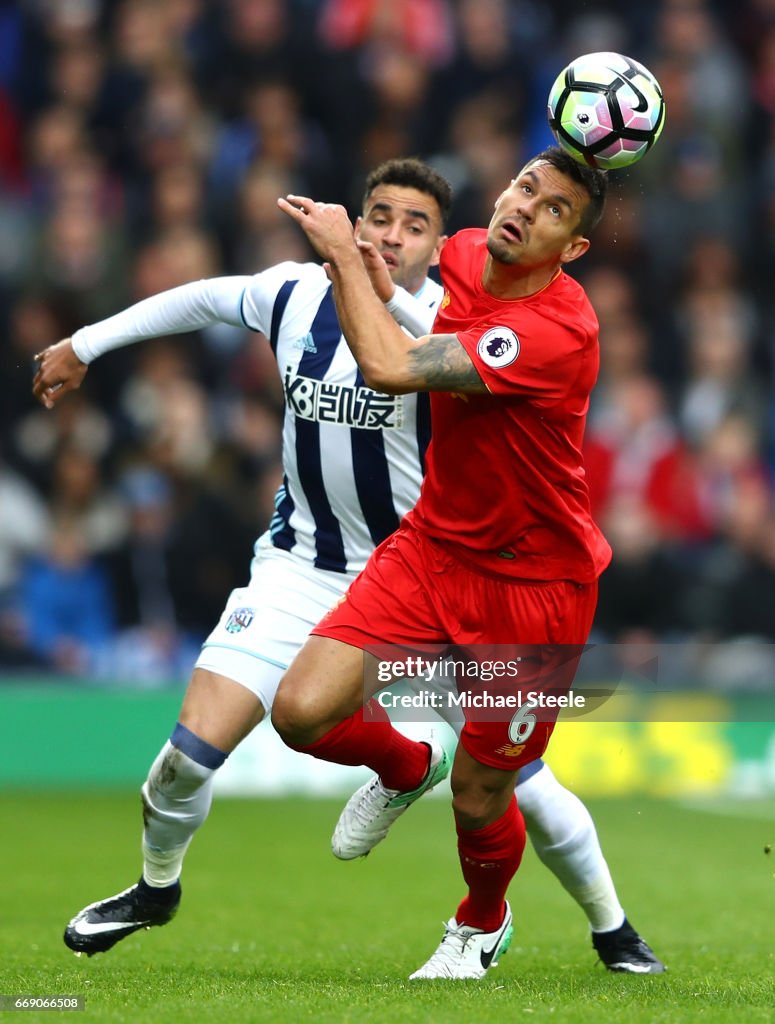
[547,52,665,171]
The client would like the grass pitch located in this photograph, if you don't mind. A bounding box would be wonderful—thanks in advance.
[0,792,772,1023]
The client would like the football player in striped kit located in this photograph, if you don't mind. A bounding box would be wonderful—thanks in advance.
[34,158,661,973]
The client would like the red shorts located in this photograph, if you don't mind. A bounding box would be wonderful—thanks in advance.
[312,522,598,770]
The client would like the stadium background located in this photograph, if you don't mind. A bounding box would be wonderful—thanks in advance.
[1,0,774,802]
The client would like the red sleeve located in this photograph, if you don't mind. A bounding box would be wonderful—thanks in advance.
[455,318,588,402]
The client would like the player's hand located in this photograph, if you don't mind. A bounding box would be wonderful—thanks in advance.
[32,338,88,409]
[356,240,396,303]
[277,195,358,264]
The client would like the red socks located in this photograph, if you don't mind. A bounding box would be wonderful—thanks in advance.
[291,698,430,792]
[294,700,524,931]
[455,797,525,932]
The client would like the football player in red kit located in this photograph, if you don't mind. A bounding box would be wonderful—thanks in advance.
[273,148,630,979]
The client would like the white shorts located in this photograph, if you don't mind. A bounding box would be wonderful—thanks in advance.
[195,535,354,712]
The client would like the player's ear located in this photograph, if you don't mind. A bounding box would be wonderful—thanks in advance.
[560,236,590,265]
[428,234,448,268]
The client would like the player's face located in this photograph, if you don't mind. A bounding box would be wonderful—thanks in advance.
[355,185,447,295]
[487,161,591,270]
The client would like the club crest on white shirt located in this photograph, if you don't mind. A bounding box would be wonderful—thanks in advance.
[226,607,255,634]
[477,327,520,368]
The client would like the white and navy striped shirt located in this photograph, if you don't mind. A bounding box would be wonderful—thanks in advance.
[242,262,442,573]
[72,262,443,575]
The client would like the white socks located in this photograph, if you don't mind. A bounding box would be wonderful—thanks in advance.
[138,735,626,933]
[141,741,216,887]
[516,763,625,933]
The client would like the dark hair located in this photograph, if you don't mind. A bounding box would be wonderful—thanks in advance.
[526,146,608,236]
[362,158,452,227]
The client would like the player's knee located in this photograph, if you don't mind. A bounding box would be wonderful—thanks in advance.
[451,774,515,831]
[272,684,326,747]
[450,786,499,831]
[451,797,488,831]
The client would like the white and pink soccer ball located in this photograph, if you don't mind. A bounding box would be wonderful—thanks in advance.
[548,52,665,171]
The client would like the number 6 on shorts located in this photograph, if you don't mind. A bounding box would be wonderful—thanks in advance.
[508,702,537,744]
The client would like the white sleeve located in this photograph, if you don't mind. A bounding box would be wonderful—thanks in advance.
[385,285,438,339]
[70,276,254,364]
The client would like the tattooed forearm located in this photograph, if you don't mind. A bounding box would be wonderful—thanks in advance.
[408,334,488,393]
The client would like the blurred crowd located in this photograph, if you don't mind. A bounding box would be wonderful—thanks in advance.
[2,0,775,685]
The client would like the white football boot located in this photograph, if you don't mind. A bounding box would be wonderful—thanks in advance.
[331,738,450,860]
[409,902,513,980]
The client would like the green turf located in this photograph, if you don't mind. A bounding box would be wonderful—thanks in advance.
[0,792,772,1023]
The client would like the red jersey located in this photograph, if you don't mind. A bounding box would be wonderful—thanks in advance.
[406,228,612,583]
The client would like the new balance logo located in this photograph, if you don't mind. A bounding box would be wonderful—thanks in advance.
[494,742,527,758]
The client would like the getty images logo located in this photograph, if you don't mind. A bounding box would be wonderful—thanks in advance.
[477,327,520,369]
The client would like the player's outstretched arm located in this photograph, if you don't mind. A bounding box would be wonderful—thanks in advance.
[279,195,486,395]
[32,339,88,409]
[31,277,253,410]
